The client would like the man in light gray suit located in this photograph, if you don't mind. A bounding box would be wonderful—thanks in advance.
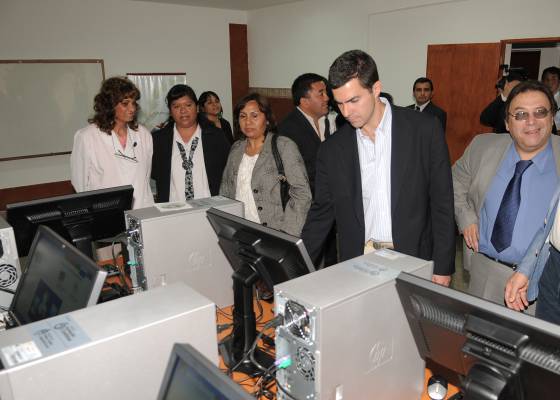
[453,80,560,306]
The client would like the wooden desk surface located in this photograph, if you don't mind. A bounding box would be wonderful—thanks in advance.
[217,299,460,399]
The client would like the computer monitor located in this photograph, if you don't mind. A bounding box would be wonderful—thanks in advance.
[157,343,252,400]
[10,225,107,326]
[396,272,560,400]
[6,185,133,259]
[206,207,315,375]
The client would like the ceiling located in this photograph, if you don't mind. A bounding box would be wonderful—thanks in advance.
[131,0,302,11]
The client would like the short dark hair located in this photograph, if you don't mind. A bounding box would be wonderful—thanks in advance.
[166,84,197,111]
[89,76,140,134]
[542,66,560,80]
[413,77,433,91]
[504,80,557,120]
[328,50,379,90]
[291,73,327,106]
[233,93,277,139]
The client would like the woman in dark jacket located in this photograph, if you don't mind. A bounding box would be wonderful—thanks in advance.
[151,85,230,203]
[198,91,234,144]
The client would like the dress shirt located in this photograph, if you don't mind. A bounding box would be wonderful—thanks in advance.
[356,97,393,242]
[415,100,430,112]
[479,140,558,263]
[235,153,260,223]
[296,107,333,142]
[169,124,210,202]
[70,124,154,209]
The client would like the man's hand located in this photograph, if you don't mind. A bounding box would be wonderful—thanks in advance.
[462,224,479,252]
[432,274,452,287]
[504,272,529,311]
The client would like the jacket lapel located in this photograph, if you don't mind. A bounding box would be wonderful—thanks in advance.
[295,109,321,145]
[390,108,414,216]
[337,126,364,231]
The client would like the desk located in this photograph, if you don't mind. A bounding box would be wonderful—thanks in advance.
[217,299,460,399]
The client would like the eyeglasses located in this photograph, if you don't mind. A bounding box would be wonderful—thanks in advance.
[114,149,138,163]
[112,134,138,163]
[508,108,553,121]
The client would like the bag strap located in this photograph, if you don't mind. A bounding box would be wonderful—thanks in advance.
[271,134,286,181]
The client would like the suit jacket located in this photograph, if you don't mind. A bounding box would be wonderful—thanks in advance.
[278,109,321,195]
[517,185,560,301]
[219,133,311,236]
[151,122,231,202]
[198,113,234,145]
[452,133,560,233]
[407,102,447,131]
[480,96,508,133]
[302,105,456,275]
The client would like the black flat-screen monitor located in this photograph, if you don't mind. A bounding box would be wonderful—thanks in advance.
[206,207,315,375]
[7,185,133,259]
[157,343,252,400]
[10,225,107,326]
[396,272,560,400]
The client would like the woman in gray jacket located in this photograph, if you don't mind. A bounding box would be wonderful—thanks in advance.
[220,93,311,237]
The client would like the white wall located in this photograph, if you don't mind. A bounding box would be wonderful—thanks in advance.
[0,0,246,189]
[539,47,560,78]
[248,0,560,105]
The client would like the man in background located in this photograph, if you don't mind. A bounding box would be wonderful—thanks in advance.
[407,77,447,131]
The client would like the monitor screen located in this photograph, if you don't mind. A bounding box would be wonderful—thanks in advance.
[157,343,252,400]
[10,225,107,326]
[396,272,560,400]
[6,185,133,258]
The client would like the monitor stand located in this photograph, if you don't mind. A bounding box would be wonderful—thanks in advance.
[219,262,274,376]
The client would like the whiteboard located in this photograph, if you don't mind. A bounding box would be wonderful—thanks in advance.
[0,60,104,161]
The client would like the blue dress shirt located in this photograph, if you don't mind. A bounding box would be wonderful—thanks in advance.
[479,140,558,264]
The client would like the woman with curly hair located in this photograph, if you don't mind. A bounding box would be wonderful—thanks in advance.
[70,77,154,208]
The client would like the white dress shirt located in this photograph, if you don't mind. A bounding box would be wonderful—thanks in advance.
[235,153,260,223]
[169,124,211,202]
[297,107,334,142]
[356,97,393,242]
[415,100,430,112]
[70,124,154,209]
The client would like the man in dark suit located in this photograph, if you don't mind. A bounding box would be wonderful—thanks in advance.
[278,73,334,195]
[407,77,447,131]
[302,50,455,285]
[279,73,338,265]
[151,84,230,203]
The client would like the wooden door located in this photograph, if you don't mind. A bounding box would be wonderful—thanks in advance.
[427,43,501,164]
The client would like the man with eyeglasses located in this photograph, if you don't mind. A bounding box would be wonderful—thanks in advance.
[453,80,560,307]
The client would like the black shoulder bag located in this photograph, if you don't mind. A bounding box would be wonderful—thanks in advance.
[271,134,290,211]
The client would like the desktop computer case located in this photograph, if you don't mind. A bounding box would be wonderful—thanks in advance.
[0,217,21,309]
[125,196,243,307]
[0,282,217,400]
[274,250,433,400]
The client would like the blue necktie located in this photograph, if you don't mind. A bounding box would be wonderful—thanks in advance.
[491,159,533,253]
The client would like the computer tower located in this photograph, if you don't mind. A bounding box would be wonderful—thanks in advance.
[125,196,244,307]
[274,250,433,400]
[0,217,21,309]
[0,282,217,400]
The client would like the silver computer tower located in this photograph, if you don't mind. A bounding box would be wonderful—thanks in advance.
[125,196,243,307]
[274,250,433,400]
[0,282,217,400]
[0,217,21,309]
